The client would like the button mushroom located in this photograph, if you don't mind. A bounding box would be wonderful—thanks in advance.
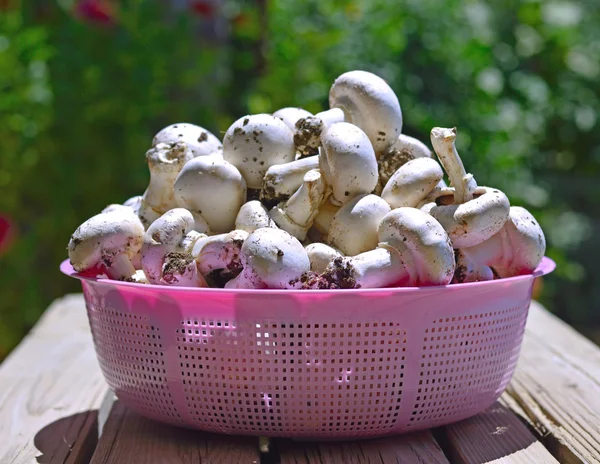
[305,243,342,273]
[174,154,246,234]
[378,134,432,191]
[269,169,326,241]
[138,142,195,228]
[330,70,403,156]
[260,156,320,206]
[381,158,444,209]
[225,228,310,289]
[235,200,277,233]
[429,127,510,248]
[192,229,249,287]
[311,199,341,242]
[153,123,222,158]
[141,208,207,287]
[309,208,454,288]
[327,194,391,256]
[272,107,313,131]
[68,209,145,281]
[222,114,296,190]
[319,122,379,206]
[454,206,546,282]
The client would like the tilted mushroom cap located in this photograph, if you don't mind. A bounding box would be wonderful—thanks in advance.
[260,156,320,205]
[378,207,455,286]
[330,70,402,155]
[222,114,296,189]
[378,134,433,190]
[328,194,391,256]
[141,208,206,286]
[235,200,277,233]
[269,169,326,241]
[381,158,444,209]
[68,209,145,280]
[429,187,510,249]
[153,123,222,158]
[174,154,246,234]
[193,230,249,280]
[225,228,310,289]
[305,243,342,273]
[273,107,313,131]
[319,122,378,206]
[138,142,194,228]
[460,206,546,279]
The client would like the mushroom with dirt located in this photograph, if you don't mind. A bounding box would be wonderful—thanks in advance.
[153,123,222,158]
[272,107,313,132]
[137,142,195,228]
[454,206,546,282]
[305,243,342,274]
[293,108,345,157]
[174,154,246,234]
[225,228,310,289]
[306,208,455,289]
[428,127,510,249]
[235,200,277,233]
[327,194,391,256]
[377,134,433,191]
[141,208,207,287]
[193,229,249,287]
[260,156,320,206]
[68,208,145,281]
[222,114,296,191]
[269,169,326,241]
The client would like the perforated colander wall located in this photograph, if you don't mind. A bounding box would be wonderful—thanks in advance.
[408,303,528,428]
[178,320,407,437]
[88,304,181,423]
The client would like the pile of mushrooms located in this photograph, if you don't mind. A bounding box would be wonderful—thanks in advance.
[68,70,546,289]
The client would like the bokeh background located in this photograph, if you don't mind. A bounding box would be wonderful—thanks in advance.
[1,0,599,360]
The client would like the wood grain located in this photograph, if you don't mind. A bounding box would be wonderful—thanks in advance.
[0,294,109,464]
[277,431,449,464]
[90,400,260,464]
[437,401,558,463]
[504,301,600,464]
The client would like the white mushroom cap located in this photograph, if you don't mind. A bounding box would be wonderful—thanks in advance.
[260,156,320,204]
[141,208,206,286]
[138,142,194,228]
[429,186,510,248]
[102,203,137,215]
[194,230,249,280]
[381,158,444,209]
[378,207,455,286]
[319,122,378,206]
[305,243,342,273]
[293,109,344,157]
[328,194,391,256]
[459,206,546,280]
[330,70,402,155]
[222,114,296,189]
[235,200,277,233]
[153,123,222,158]
[68,209,145,280]
[378,134,432,189]
[225,228,310,289]
[269,169,326,240]
[273,107,313,131]
[174,155,246,234]
[123,195,142,215]
[316,108,345,126]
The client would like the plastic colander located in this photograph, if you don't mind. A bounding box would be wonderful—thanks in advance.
[61,257,555,440]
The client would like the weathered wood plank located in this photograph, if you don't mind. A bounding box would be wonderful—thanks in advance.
[277,431,449,464]
[90,401,261,464]
[504,301,600,464]
[0,294,109,464]
[437,401,558,463]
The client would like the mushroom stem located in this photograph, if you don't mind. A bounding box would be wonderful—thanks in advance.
[336,247,409,288]
[430,127,477,204]
[104,252,138,281]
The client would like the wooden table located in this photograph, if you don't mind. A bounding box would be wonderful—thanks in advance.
[1,294,599,463]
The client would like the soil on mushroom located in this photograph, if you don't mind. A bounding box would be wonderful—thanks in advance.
[294,257,360,289]
[162,251,194,284]
[294,117,321,157]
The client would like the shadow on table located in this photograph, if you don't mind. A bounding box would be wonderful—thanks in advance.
[34,410,99,464]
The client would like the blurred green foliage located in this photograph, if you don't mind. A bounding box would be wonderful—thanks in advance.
[1,0,599,359]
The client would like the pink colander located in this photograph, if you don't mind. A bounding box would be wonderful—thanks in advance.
[61,257,554,440]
